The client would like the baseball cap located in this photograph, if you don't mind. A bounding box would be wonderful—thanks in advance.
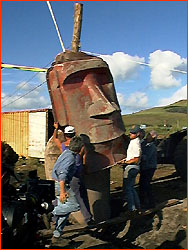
[64,126,75,134]
[130,125,141,134]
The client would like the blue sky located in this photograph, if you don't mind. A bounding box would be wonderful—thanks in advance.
[1,1,187,114]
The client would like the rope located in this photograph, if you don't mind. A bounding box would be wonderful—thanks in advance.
[1,60,53,105]
[1,63,47,72]
[46,1,66,52]
[2,54,186,76]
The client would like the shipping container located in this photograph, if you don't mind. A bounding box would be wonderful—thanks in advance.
[1,109,54,159]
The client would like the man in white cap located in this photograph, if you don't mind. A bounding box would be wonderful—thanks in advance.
[53,122,75,152]
[139,130,158,210]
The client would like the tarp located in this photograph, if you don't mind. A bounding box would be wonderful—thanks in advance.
[1,63,47,72]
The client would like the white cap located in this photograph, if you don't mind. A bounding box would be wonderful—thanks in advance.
[64,126,75,134]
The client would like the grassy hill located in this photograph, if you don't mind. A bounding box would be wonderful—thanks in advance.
[122,100,187,137]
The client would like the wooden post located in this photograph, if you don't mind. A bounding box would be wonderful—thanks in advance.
[72,3,83,52]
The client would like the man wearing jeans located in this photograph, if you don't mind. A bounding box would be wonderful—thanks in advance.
[53,123,93,225]
[118,125,141,213]
[51,136,84,238]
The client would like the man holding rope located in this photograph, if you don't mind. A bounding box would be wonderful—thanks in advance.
[51,136,84,238]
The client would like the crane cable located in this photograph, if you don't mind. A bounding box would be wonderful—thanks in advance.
[46,1,66,52]
[83,51,187,75]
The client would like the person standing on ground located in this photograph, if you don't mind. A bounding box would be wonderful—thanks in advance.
[51,136,84,238]
[118,125,141,213]
[53,122,93,225]
[139,130,158,210]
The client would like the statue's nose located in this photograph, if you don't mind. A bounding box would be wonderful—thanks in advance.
[85,73,119,117]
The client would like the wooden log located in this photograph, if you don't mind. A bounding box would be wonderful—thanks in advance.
[37,199,183,237]
[72,3,83,52]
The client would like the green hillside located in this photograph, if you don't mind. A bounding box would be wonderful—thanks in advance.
[122,100,187,137]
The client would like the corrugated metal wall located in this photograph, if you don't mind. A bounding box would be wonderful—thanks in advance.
[1,109,54,158]
[1,111,29,157]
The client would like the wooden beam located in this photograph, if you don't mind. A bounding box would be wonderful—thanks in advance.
[72,3,83,52]
[37,199,182,238]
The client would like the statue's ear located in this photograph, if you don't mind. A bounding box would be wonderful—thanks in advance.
[46,69,68,126]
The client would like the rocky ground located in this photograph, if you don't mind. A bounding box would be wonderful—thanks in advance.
[13,159,187,249]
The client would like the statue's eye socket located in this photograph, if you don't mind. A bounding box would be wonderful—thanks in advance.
[64,76,83,85]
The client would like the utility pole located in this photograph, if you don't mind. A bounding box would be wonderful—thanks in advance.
[72,3,83,52]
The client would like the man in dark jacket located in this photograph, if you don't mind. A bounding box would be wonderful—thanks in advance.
[139,130,158,210]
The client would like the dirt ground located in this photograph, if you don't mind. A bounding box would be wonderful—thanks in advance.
[14,159,187,212]
[14,159,186,205]
[110,163,186,203]
[13,159,187,249]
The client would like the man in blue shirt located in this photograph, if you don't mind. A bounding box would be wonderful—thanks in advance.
[52,122,93,225]
[51,136,84,238]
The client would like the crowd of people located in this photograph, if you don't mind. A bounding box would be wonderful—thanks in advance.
[51,122,158,239]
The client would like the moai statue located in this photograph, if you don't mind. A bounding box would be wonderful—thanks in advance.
[45,50,127,222]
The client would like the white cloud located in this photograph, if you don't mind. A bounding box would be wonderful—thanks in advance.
[1,87,50,111]
[1,72,11,76]
[2,50,186,114]
[16,81,32,91]
[1,80,15,85]
[100,52,145,82]
[1,92,6,99]
[117,91,149,114]
[176,58,187,72]
[158,85,187,106]
[117,93,125,106]
[38,72,46,83]
[47,104,52,109]
[149,50,187,89]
